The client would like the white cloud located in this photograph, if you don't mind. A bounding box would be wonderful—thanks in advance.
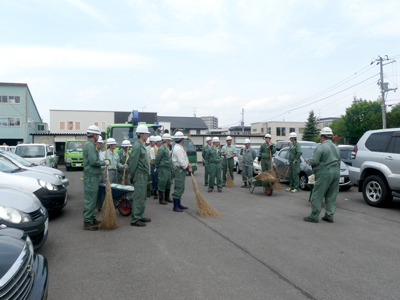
[161,88,177,99]
[67,0,110,27]
[77,86,101,102]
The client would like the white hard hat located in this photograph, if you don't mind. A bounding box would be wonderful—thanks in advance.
[162,133,172,141]
[205,137,212,142]
[146,138,150,144]
[264,134,271,138]
[226,136,232,141]
[107,138,116,145]
[289,132,297,138]
[149,135,155,142]
[244,138,251,144]
[121,140,132,147]
[96,136,103,143]
[136,124,150,134]
[154,136,162,142]
[320,127,333,136]
[87,125,101,135]
[212,137,220,143]
[173,131,187,139]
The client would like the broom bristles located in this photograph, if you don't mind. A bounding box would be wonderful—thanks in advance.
[226,161,236,188]
[99,176,120,230]
[191,175,223,218]
[254,169,282,190]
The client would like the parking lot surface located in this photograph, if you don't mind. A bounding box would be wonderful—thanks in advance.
[39,165,400,300]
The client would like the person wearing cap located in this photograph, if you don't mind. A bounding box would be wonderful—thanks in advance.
[105,138,124,184]
[205,137,223,193]
[202,137,212,186]
[287,132,302,193]
[171,131,193,212]
[146,135,156,197]
[155,133,173,205]
[241,139,257,188]
[117,140,132,184]
[150,136,162,199]
[259,134,276,172]
[221,136,236,186]
[303,127,340,223]
[83,125,108,231]
[128,124,151,227]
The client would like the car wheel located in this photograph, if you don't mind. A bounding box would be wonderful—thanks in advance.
[66,166,71,171]
[299,173,309,190]
[362,175,391,207]
[236,164,241,174]
[340,186,351,192]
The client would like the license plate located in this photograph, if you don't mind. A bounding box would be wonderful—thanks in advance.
[44,219,49,235]
[75,163,82,167]
[339,177,344,183]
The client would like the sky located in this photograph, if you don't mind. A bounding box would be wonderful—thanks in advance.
[1,0,400,129]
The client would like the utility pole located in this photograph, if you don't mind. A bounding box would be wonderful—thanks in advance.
[241,108,244,134]
[193,107,198,117]
[371,55,397,129]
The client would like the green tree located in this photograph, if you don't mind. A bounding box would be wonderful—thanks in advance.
[330,118,347,143]
[302,110,320,141]
[387,104,400,128]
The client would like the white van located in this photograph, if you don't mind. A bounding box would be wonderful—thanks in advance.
[15,144,58,168]
[0,145,10,151]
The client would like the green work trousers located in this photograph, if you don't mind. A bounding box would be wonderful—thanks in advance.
[222,158,234,184]
[83,176,100,224]
[158,167,172,192]
[172,167,187,200]
[209,162,222,190]
[308,169,340,221]
[261,159,272,173]
[204,161,210,185]
[131,172,148,224]
[242,165,253,186]
[147,174,152,196]
[289,162,300,190]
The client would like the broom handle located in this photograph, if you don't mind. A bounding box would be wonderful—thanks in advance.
[121,152,129,184]
[105,138,109,180]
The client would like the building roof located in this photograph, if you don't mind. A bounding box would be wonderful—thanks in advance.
[229,126,251,131]
[157,116,208,129]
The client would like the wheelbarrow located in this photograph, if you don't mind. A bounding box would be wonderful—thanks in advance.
[247,178,274,196]
[98,183,135,216]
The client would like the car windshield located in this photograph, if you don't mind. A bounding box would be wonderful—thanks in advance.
[66,141,85,152]
[1,151,32,167]
[0,157,19,172]
[301,147,316,160]
[15,145,45,158]
[253,147,260,156]
[111,126,159,146]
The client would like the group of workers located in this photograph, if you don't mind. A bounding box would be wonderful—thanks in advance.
[82,123,341,231]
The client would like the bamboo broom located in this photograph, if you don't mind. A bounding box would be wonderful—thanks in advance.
[121,152,129,185]
[225,158,236,188]
[99,137,120,230]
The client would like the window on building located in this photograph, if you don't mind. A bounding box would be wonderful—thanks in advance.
[290,128,295,133]
[8,118,20,127]
[276,127,286,136]
[8,96,15,104]
[67,121,73,130]
[15,96,20,104]
[1,96,7,103]
[267,127,271,134]
[196,130,200,134]
[253,128,257,132]
[94,122,99,127]
[76,122,81,130]
[261,128,264,133]
[60,122,65,130]
[37,124,45,131]
[102,122,106,130]
[0,118,7,126]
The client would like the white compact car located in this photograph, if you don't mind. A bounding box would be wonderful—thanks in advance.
[15,144,58,168]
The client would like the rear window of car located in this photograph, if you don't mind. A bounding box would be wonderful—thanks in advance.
[340,149,352,160]
[365,132,393,152]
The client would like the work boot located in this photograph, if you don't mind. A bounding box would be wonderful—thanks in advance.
[322,216,334,223]
[291,189,299,193]
[286,188,291,192]
[165,189,173,203]
[93,219,101,226]
[159,191,167,205]
[153,191,158,199]
[131,220,146,227]
[173,199,183,212]
[177,199,188,210]
[83,222,98,231]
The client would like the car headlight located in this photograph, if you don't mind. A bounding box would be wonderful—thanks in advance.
[0,206,32,223]
[39,159,46,166]
[40,205,47,216]
[38,179,58,191]
[55,174,63,180]
[65,157,71,163]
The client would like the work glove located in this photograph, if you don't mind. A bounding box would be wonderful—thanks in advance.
[105,159,110,166]
[123,164,128,169]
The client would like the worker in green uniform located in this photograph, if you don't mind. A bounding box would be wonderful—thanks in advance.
[287,132,302,193]
[128,124,151,227]
[83,125,108,231]
[155,133,173,205]
[117,140,132,184]
[303,127,340,223]
[206,137,223,193]
[221,136,236,186]
[202,137,212,186]
[105,138,124,183]
[171,131,193,212]
[241,139,257,188]
[258,134,276,172]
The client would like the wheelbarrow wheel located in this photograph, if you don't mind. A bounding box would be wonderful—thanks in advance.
[118,199,132,216]
[265,186,273,196]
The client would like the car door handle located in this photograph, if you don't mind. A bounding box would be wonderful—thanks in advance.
[385,156,393,160]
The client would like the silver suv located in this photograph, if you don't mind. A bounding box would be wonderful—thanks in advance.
[349,128,400,206]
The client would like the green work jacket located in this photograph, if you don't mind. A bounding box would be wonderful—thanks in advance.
[205,146,222,164]
[221,144,236,158]
[202,144,211,161]
[83,139,105,177]
[242,147,257,166]
[106,149,122,170]
[307,140,340,172]
[128,140,150,175]
[155,144,171,169]
[259,142,276,160]
[289,141,302,163]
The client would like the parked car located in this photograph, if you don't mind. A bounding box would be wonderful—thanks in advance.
[273,146,352,191]
[236,146,262,176]
[349,128,400,207]
[0,228,48,299]
[9,145,16,153]
[15,144,58,169]
[0,145,11,151]
[338,145,354,166]
[0,150,69,187]
[0,185,48,250]
[64,140,85,171]
[276,140,318,151]
[0,157,67,212]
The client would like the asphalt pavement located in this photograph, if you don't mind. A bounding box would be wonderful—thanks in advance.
[38,164,400,300]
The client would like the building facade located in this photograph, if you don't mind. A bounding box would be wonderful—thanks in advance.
[0,83,47,145]
[201,116,218,130]
[250,121,306,143]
